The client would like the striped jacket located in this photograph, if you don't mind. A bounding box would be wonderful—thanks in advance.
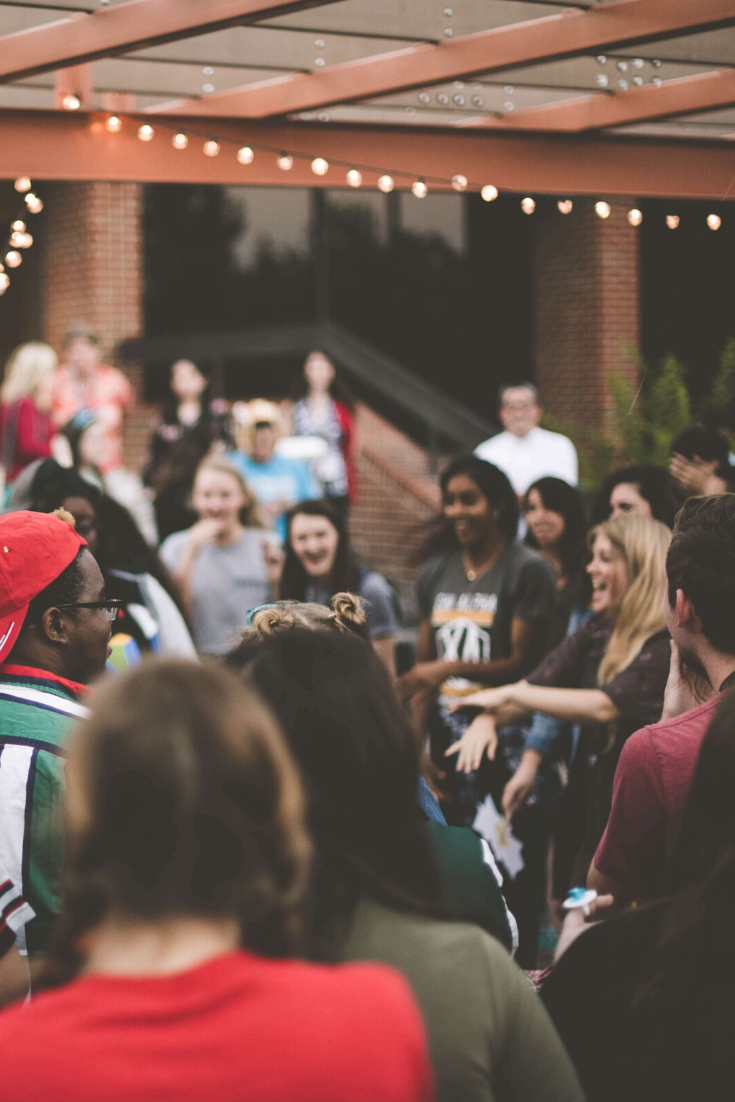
[0,665,88,954]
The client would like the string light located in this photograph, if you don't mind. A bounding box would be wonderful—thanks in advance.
[11,220,25,232]
[377,174,394,193]
[595,201,611,219]
[412,180,428,198]
[4,251,21,268]
[346,169,362,187]
[666,215,680,229]
[311,157,329,176]
[61,94,81,111]
[707,213,722,231]
[0,272,9,294]
[138,124,154,142]
[172,133,188,150]
[558,199,573,214]
[203,140,220,157]
[24,194,43,214]
[521,197,535,215]
[481,185,498,202]
[106,115,122,133]
[14,178,31,193]
[451,174,468,192]
[236,146,254,165]
[9,231,32,249]
[276,152,293,170]
[627,208,643,226]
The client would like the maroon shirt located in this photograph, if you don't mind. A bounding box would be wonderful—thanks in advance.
[0,396,53,481]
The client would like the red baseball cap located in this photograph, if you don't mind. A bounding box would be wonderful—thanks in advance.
[0,510,87,664]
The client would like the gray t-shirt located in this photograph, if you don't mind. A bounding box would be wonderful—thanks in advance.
[305,571,399,640]
[416,541,555,700]
[160,528,277,655]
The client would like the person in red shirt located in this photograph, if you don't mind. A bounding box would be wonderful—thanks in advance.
[0,341,58,484]
[590,493,735,903]
[0,659,432,1102]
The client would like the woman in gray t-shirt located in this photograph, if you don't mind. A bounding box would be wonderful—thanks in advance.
[160,458,280,655]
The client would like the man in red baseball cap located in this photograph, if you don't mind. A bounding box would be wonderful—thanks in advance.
[0,510,116,956]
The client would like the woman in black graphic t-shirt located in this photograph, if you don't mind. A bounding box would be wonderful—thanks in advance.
[398,455,556,965]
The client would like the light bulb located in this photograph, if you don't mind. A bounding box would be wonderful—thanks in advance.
[62,94,81,111]
[0,273,9,293]
[346,169,362,187]
[412,180,428,198]
[24,194,43,214]
[311,157,329,176]
[521,197,535,215]
[5,251,21,268]
[10,231,32,249]
[106,115,122,133]
[596,55,607,65]
[558,199,573,214]
[138,124,154,142]
[627,208,642,226]
[617,61,628,72]
[595,201,611,219]
[172,133,188,150]
[276,152,293,170]
[596,74,609,88]
[377,174,394,193]
[203,140,220,157]
[481,184,498,202]
[14,178,31,193]
[451,174,468,192]
[707,213,722,231]
[11,220,25,232]
[237,146,254,165]
[666,215,680,230]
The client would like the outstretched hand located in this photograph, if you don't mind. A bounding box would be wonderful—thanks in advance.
[447,685,510,714]
[445,713,498,773]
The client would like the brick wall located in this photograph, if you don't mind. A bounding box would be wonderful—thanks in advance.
[534,200,640,430]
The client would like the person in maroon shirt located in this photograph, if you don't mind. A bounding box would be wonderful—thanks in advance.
[0,659,432,1102]
[0,341,58,484]
[590,493,735,903]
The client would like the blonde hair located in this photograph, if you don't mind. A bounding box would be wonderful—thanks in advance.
[0,341,57,404]
[590,515,671,685]
[193,457,267,529]
[245,593,367,641]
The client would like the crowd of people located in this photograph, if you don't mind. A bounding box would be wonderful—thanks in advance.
[0,336,733,1099]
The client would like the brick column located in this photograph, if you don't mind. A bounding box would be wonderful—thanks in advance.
[533,200,640,430]
[42,181,143,357]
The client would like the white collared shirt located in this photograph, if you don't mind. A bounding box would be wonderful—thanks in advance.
[474,426,578,495]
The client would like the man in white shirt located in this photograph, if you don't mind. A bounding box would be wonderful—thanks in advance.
[474,383,578,495]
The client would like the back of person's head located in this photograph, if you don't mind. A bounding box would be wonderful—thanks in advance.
[671,425,730,467]
[0,341,58,405]
[524,476,588,580]
[666,494,735,656]
[27,458,100,515]
[231,629,439,955]
[45,658,310,986]
[244,594,368,641]
[595,464,682,529]
[589,515,671,684]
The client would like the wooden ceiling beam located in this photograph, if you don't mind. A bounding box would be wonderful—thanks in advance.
[147,0,735,118]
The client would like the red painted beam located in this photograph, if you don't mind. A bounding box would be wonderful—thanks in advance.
[149,0,735,119]
[459,68,735,132]
[0,0,341,83]
[0,108,733,200]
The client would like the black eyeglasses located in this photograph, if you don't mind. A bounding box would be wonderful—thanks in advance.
[56,600,123,623]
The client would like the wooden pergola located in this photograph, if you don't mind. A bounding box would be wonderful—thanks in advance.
[0,0,733,198]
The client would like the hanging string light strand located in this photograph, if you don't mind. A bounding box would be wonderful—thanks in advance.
[0,178,44,296]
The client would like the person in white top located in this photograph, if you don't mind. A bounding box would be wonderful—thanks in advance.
[475,383,578,495]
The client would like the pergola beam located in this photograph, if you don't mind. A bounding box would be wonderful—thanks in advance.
[458,68,735,132]
[148,0,735,119]
[0,108,734,200]
[0,0,341,83]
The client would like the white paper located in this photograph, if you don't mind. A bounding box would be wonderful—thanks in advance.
[473,795,525,881]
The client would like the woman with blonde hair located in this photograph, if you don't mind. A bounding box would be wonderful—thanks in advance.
[160,457,281,655]
[448,515,673,889]
[0,341,59,486]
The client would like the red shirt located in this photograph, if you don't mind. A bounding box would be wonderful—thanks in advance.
[593,695,721,901]
[0,397,54,482]
[0,950,433,1101]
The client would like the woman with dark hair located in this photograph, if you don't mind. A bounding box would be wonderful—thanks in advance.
[26,459,195,659]
[231,628,584,1102]
[593,463,682,529]
[291,350,355,515]
[280,498,398,671]
[0,660,432,1102]
[144,359,231,541]
[542,688,735,1102]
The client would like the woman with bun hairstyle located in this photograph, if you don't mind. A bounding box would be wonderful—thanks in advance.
[280,498,398,672]
[0,659,433,1102]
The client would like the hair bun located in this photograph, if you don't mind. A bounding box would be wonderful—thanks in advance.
[330,591,368,632]
[250,604,298,636]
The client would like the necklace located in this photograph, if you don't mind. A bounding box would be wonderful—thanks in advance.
[466,568,477,582]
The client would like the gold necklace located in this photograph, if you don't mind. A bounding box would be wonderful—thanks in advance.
[466,568,477,581]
